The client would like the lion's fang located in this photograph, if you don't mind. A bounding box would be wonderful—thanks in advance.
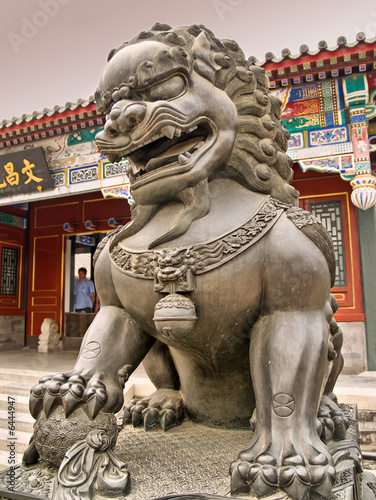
[178,153,191,164]
[161,126,176,140]
[194,141,205,151]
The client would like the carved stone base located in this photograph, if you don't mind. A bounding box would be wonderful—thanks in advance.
[0,405,375,500]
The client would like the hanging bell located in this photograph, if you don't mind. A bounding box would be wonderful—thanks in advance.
[153,293,197,340]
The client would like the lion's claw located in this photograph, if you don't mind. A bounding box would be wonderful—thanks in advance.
[29,383,45,418]
[159,408,177,431]
[61,383,84,416]
[29,371,120,420]
[82,385,108,419]
[142,407,160,429]
[230,459,336,499]
[122,389,184,431]
[43,387,60,417]
[131,403,144,426]
[233,427,336,500]
[319,393,349,443]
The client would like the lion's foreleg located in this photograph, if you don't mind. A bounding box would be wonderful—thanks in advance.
[122,342,183,431]
[231,310,336,499]
[249,311,329,433]
[30,306,156,419]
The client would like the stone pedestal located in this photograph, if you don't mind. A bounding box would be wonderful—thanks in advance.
[0,405,375,500]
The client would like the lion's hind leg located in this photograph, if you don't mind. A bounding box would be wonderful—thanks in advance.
[122,341,184,431]
[123,389,184,431]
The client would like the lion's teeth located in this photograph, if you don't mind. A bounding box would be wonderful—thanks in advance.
[161,126,175,140]
[194,141,205,150]
[174,128,182,137]
[131,162,142,175]
[188,125,198,133]
[178,153,190,165]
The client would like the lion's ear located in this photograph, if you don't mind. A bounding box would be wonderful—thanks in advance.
[192,31,221,83]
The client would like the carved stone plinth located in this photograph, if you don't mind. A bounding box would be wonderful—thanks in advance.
[0,405,375,500]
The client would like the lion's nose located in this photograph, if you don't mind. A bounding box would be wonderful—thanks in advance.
[105,103,147,137]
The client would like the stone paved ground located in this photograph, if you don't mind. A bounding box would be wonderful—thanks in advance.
[0,420,371,500]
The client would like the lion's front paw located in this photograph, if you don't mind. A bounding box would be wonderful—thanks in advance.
[122,389,184,431]
[230,459,336,499]
[319,393,350,443]
[29,365,131,420]
[231,427,336,499]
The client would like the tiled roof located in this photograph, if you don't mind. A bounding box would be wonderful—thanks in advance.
[248,32,376,66]
[1,32,375,137]
[0,96,105,150]
[0,96,96,131]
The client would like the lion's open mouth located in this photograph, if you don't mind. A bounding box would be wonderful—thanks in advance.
[127,123,211,183]
[98,121,213,183]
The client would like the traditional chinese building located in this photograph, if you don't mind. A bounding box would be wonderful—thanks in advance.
[0,33,375,374]
[0,99,133,351]
[248,32,376,373]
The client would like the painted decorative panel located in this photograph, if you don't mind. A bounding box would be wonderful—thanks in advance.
[51,171,66,187]
[103,160,130,178]
[101,185,134,204]
[281,110,346,133]
[288,133,304,149]
[69,164,99,184]
[299,154,356,180]
[308,126,349,147]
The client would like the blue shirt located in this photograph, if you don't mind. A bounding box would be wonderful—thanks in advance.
[74,278,95,309]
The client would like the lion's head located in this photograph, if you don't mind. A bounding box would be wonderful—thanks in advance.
[95,24,299,248]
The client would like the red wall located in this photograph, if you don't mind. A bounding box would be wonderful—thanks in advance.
[27,192,132,336]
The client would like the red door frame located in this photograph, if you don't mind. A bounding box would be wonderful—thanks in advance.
[293,167,364,322]
[26,192,132,336]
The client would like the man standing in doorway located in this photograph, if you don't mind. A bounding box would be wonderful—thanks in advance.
[74,267,95,313]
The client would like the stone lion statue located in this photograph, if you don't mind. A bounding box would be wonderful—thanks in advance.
[28,24,349,499]
[38,318,61,352]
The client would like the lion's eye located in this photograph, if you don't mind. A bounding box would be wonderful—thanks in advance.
[145,75,186,101]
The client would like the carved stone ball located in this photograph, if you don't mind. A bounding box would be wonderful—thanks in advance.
[33,406,118,467]
[153,293,197,340]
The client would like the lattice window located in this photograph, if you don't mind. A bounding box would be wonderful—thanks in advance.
[1,247,18,295]
[308,200,346,287]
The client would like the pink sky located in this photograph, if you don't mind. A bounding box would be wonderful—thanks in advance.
[1,0,375,120]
